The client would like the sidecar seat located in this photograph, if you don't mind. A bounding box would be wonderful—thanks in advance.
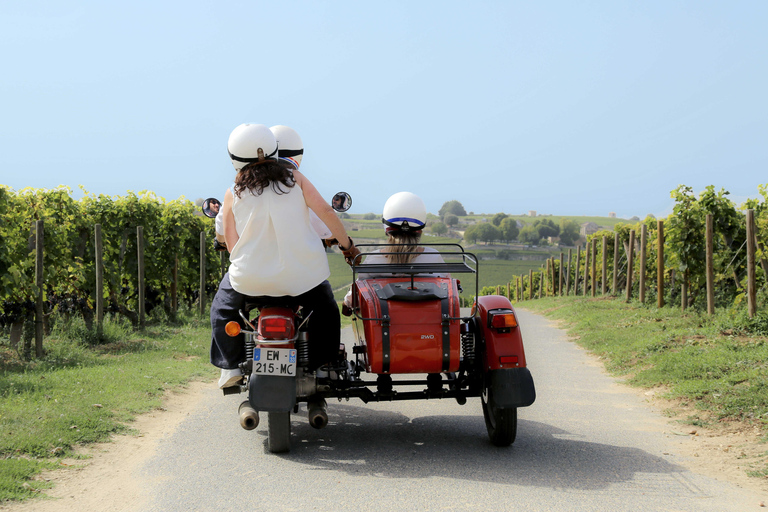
[352,276,461,374]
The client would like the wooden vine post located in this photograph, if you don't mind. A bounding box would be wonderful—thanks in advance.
[566,248,572,295]
[200,231,206,316]
[612,232,619,296]
[95,224,104,336]
[657,220,664,308]
[583,243,590,297]
[559,253,564,296]
[529,269,533,300]
[601,236,607,295]
[705,214,715,315]
[34,220,44,358]
[575,246,581,296]
[590,238,596,297]
[639,224,647,304]
[172,256,179,316]
[747,209,757,318]
[137,226,145,329]
[626,230,635,302]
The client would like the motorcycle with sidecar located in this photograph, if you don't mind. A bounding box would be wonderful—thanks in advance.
[205,194,536,453]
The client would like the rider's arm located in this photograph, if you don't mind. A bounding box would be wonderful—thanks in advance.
[222,188,239,250]
[294,170,352,249]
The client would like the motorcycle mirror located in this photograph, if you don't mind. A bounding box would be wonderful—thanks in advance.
[331,192,352,212]
[202,197,221,218]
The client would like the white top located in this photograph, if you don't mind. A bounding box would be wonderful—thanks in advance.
[216,195,329,239]
[228,183,330,296]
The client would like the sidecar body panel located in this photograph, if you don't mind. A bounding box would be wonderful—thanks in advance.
[353,277,461,374]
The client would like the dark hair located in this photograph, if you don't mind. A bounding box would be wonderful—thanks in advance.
[383,232,422,264]
[234,160,295,198]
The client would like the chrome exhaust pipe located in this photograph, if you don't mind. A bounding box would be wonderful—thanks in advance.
[239,400,260,430]
[307,398,328,429]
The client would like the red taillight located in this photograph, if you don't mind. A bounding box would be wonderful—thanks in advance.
[258,315,295,340]
[499,355,519,364]
[489,311,517,329]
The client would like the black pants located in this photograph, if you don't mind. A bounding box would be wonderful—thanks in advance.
[210,273,340,371]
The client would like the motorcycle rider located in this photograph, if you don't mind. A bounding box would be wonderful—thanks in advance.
[211,123,359,388]
[343,191,445,311]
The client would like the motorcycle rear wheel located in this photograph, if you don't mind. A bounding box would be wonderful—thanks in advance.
[267,411,291,453]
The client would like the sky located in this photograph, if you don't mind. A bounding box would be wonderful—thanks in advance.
[1,1,766,220]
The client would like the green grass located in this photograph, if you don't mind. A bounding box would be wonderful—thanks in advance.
[518,296,768,476]
[0,314,212,502]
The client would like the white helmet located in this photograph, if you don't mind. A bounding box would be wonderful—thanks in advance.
[382,191,427,233]
[227,123,278,172]
[270,125,303,170]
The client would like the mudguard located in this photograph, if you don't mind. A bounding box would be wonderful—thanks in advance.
[248,374,296,412]
[474,295,536,408]
[488,368,536,408]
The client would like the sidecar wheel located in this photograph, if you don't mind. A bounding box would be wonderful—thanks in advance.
[482,388,517,446]
[267,412,291,453]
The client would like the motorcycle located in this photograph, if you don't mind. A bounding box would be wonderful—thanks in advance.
[203,192,535,453]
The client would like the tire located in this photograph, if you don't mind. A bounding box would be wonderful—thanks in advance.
[267,411,291,453]
[482,387,517,446]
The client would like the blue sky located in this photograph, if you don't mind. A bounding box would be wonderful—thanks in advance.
[1,1,766,219]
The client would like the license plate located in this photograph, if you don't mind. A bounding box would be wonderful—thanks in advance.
[253,348,297,377]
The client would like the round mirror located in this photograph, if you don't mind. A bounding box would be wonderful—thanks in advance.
[331,192,352,212]
[202,197,221,218]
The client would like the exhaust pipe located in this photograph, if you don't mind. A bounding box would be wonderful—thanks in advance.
[239,400,260,430]
[307,398,328,430]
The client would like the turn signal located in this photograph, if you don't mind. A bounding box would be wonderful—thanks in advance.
[489,311,517,329]
[224,321,241,337]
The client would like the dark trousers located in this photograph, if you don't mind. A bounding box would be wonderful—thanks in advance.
[210,273,340,370]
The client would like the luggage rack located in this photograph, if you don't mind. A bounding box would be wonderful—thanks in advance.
[350,243,479,321]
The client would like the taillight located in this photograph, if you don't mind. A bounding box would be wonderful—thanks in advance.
[224,321,241,337]
[489,309,517,330]
[258,314,295,340]
[499,355,519,365]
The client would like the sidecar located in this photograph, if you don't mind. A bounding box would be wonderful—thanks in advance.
[338,244,536,446]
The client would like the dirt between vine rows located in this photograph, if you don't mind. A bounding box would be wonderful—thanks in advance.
[2,376,768,510]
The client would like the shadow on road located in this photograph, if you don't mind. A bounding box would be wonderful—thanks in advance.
[272,402,686,492]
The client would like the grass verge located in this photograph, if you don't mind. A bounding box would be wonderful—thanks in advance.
[0,314,212,503]
[518,295,768,476]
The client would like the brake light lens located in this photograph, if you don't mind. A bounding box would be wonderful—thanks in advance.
[489,311,517,329]
[500,355,519,364]
[258,315,295,340]
[224,321,241,337]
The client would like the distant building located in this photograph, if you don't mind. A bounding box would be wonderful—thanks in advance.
[580,222,599,237]
[528,210,536,217]
[609,212,616,218]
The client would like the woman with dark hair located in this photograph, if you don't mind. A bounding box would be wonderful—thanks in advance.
[211,123,359,388]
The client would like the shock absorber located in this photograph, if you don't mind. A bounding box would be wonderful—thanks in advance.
[296,330,310,367]
[244,333,255,361]
[461,330,475,368]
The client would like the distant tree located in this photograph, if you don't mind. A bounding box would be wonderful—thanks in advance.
[558,219,580,246]
[475,223,501,244]
[439,200,467,218]
[533,219,559,239]
[519,225,541,245]
[464,224,479,244]
[363,213,377,220]
[431,222,448,235]
[492,213,509,226]
[195,198,205,207]
[500,217,519,241]
[444,214,459,227]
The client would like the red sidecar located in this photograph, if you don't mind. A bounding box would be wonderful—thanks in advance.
[344,244,536,446]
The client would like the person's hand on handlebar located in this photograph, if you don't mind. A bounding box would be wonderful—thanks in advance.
[339,238,361,266]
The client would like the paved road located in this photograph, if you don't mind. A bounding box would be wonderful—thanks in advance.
[139,309,764,511]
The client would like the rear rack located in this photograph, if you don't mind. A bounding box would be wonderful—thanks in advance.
[350,243,478,321]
